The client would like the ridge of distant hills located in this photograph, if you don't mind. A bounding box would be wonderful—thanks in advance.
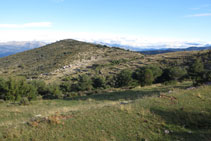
[139,46,211,55]
[0,40,211,58]
[0,41,47,57]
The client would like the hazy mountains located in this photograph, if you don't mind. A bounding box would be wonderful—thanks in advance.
[0,41,47,57]
[0,39,210,58]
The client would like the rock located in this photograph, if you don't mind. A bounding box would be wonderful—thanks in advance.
[120,101,129,104]
[164,130,170,134]
[35,114,42,117]
[186,87,196,90]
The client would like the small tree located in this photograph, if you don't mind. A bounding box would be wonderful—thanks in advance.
[115,69,133,87]
[189,58,204,77]
[141,69,154,86]
[188,58,205,85]
[48,84,63,99]
[145,65,162,83]
[93,76,106,89]
[168,67,187,81]
[0,78,8,100]
[77,74,93,91]
[134,68,154,86]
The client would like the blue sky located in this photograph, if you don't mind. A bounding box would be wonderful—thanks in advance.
[0,0,211,47]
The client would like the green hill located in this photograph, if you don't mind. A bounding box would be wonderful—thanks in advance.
[1,39,210,83]
[0,39,146,82]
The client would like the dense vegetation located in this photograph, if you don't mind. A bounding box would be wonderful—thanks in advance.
[0,53,210,102]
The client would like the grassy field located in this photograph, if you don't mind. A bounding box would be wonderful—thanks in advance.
[0,81,211,141]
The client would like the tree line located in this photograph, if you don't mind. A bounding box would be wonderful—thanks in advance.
[0,57,210,102]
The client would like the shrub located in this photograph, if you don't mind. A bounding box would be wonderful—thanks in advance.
[115,69,133,87]
[19,97,30,105]
[105,75,116,88]
[188,58,206,86]
[0,77,38,101]
[0,78,7,99]
[159,67,187,83]
[93,76,106,89]
[168,67,187,81]
[134,68,154,86]
[60,81,72,92]
[146,65,163,82]
[76,74,93,91]
[189,58,204,76]
[45,84,63,99]
[29,80,48,97]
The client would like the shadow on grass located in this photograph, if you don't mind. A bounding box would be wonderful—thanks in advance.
[66,87,171,101]
[150,108,211,141]
[65,82,192,102]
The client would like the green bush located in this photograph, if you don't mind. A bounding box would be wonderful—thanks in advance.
[105,75,116,88]
[188,58,206,86]
[60,81,72,93]
[93,76,106,89]
[189,58,204,76]
[0,77,38,101]
[48,84,63,99]
[168,67,187,81]
[146,65,163,82]
[115,69,133,87]
[29,80,48,97]
[159,67,187,83]
[19,97,30,105]
[134,68,154,86]
[75,74,93,91]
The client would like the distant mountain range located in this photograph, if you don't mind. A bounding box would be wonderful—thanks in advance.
[139,46,211,55]
[0,41,47,57]
[0,40,211,58]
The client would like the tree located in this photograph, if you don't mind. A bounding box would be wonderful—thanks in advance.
[145,65,163,82]
[76,74,93,91]
[189,58,204,77]
[141,69,154,86]
[0,78,7,99]
[0,77,38,101]
[188,58,205,85]
[93,76,106,89]
[134,68,154,86]
[115,69,133,87]
[158,67,187,83]
[168,67,187,81]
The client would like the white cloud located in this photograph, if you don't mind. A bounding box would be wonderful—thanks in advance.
[190,4,210,10]
[0,22,52,28]
[186,13,211,17]
[0,30,209,50]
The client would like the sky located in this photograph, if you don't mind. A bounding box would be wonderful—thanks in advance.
[0,0,211,48]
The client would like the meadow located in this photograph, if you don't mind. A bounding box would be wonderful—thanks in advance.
[0,82,210,141]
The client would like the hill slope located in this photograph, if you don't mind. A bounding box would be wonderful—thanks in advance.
[0,39,210,83]
[0,39,145,82]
